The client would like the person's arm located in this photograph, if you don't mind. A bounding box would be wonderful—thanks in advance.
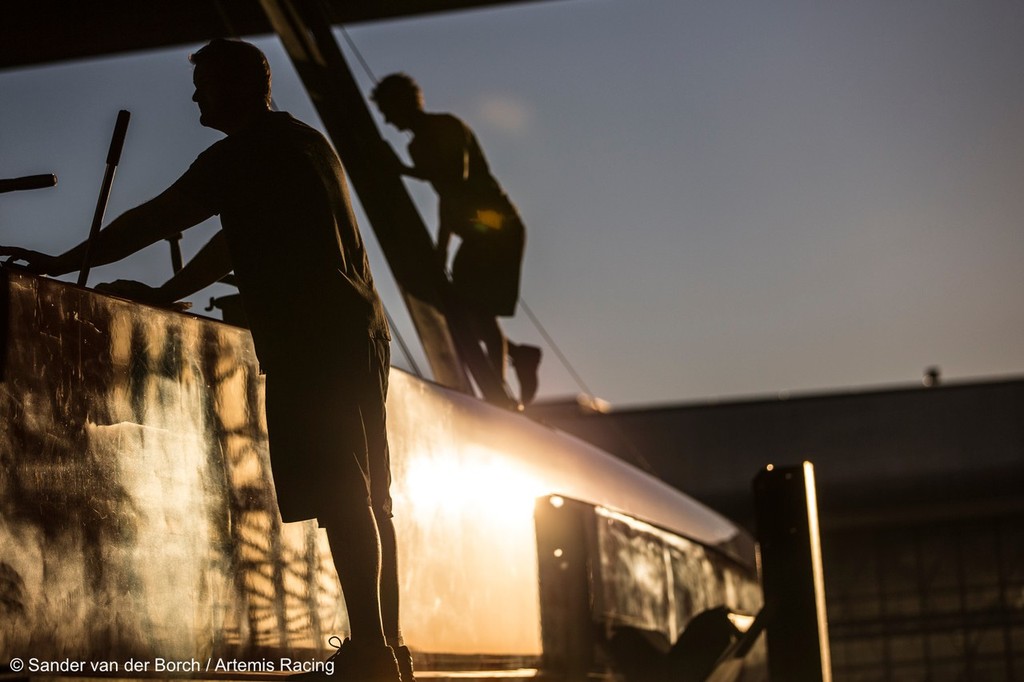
[97,231,232,306]
[158,230,232,301]
[407,116,468,189]
[380,142,425,180]
[436,222,452,269]
[401,164,430,181]
[0,187,213,277]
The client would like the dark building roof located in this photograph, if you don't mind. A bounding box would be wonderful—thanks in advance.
[0,0,556,71]
[528,378,1024,530]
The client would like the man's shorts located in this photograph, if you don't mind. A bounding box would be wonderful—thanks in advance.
[451,213,525,318]
[263,337,392,524]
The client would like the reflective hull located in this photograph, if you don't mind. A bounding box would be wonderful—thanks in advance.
[0,271,759,673]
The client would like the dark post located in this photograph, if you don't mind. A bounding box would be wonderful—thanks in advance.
[534,495,595,681]
[167,233,184,273]
[0,174,56,194]
[753,462,833,682]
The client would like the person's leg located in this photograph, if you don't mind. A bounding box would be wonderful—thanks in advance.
[359,338,415,680]
[507,342,542,405]
[314,351,387,647]
[377,513,415,680]
[377,512,402,646]
[313,511,399,682]
[322,506,386,646]
[363,336,404,649]
[469,309,507,383]
[267,361,397,681]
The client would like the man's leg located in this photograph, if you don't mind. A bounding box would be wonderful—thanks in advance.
[322,505,386,645]
[377,513,402,646]
[377,512,415,681]
[470,311,508,383]
[317,509,400,682]
[360,336,413,679]
[507,342,542,405]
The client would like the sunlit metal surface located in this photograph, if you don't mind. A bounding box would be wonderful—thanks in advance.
[592,507,761,643]
[533,496,764,678]
[0,272,342,661]
[727,613,756,632]
[0,271,755,665]
[392,373,751,556]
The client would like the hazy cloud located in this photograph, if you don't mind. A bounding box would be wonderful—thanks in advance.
[475,94,533,135]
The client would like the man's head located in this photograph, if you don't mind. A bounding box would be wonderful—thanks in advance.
[190,39,272,132]
[371,73,424,131]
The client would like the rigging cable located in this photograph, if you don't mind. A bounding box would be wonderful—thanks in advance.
[383,305,424,379]
[518,296,594,397]
[335,23,428,377]
[339,25,379,84]
[520,294,656,475]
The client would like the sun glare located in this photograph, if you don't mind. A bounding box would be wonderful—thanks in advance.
[401,444,545,526]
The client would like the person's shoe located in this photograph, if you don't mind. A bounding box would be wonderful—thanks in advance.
[302,637,400,682]
[394,645,416,682]
[510,344,542,405]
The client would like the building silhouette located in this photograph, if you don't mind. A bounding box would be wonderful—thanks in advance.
[530,376,1024,680]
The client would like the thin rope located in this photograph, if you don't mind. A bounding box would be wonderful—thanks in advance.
[338,25,379,84]
[519,296,656,474]
[518,297,595,397]
[383,305,424,378]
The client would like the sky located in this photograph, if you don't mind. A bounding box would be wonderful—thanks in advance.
[2,0,1023,407]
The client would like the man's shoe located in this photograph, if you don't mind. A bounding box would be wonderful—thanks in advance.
[510,344,542,405]
[394,646,416,682]
[321,637,401,682]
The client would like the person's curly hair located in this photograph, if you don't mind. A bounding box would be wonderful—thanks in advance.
[371,73,424,111]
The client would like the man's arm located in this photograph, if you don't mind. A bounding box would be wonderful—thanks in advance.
[436,223,452,269]
[97,231,232,306]
[409,122,467,188]
[0,187,213,277]
[380,141,429,181]
[158,231,232,301]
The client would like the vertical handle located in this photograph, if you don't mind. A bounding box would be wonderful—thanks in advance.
[78,110,131,287]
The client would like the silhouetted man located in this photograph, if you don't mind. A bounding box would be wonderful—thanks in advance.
[1,39,410,682]
[371,74,541,406]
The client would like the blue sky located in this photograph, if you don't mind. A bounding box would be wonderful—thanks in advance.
[2,0,1023,405]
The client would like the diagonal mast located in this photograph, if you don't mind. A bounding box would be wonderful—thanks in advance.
[256,0,515,404]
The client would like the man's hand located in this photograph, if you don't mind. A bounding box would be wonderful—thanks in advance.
[95,279,191,311]
[380,142,419,178]
[0,247,61,275]
[435,243,449,271]
[95,278,161,300]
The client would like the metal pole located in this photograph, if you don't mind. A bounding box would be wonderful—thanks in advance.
[78,110,130,287]
[534,495,595,681]
[753,461,833,682]
[0,174,56,194]
[167,233,184,273]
